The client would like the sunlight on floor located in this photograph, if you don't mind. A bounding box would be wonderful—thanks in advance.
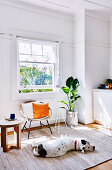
[21,131,66,147]
[87,123,112,137]
[21,136,49,146]
[72,126,92,130]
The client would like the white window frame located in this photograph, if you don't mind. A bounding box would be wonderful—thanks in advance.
[17,37,58,91]
[12,33,61,100]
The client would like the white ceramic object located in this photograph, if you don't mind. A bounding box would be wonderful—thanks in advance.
[66,111,78,127]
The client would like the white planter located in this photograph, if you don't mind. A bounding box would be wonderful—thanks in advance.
[66,111,78,127]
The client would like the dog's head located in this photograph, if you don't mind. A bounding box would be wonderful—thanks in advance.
[81,140,95,153]
[33,144,47,157]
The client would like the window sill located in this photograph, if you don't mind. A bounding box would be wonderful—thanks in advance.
[12,90,59,101]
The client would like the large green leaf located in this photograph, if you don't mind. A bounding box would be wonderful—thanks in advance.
[59,101,69,106]
[70,96,73,99]
[66,77,73,88]
[70,100,75,103]
[60,77,80,111]
[75,95,81,100]
[71,89,77,98]
[72,78,80,90]
[61,86,70,95]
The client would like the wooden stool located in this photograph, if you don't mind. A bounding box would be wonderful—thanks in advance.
[0,118,24,152]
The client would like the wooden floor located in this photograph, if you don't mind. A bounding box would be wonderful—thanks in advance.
[0,123,112,170]
[87,123,112,170]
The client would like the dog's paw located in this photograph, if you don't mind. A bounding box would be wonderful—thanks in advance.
[33,148,39,156]
[32,141,36,148]
[81,150,85,153]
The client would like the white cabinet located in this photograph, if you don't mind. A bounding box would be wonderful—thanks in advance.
[93,89,112,128]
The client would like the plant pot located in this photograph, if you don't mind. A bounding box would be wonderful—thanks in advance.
[66,110,78,127]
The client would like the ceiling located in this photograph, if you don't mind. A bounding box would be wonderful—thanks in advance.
[16,0,112,15]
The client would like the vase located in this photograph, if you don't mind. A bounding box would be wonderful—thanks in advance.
[66,110,78,127]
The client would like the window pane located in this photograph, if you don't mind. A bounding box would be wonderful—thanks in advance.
[28,55,55,63]
[20,62,54,86]
[18,38,58,92]
[19,55,45,62]
[19,41,31,54]
[43,45,56,63]
[19,54,55,63]
[19,55,32,62]
[32,44,42,55]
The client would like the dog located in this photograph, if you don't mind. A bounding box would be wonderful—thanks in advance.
[32,136,95,157]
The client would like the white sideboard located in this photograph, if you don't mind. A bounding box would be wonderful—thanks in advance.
[93,89,112,128]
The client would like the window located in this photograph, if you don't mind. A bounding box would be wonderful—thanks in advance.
[17,37,59,93]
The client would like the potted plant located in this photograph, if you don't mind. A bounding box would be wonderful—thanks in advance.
[59,76,80,127]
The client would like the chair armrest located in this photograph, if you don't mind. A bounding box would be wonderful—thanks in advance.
[49,107,52,117]
[19,104,27,118]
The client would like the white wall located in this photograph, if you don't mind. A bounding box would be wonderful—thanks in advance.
[110,17,112,78]
[73,11,110,124]
[0,2,73,127]
[73,11,86,123]
[85,13,110,123]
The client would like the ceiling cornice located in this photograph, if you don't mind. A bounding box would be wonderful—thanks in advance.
[85,10,110,22]
[0,0,111,22]
[83,0,112,10]
[0,0,73,21]
[37,0,71,9]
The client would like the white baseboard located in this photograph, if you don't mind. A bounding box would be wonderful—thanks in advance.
[78,116,94,124]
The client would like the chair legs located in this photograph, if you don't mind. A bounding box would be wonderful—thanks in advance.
[28,120,32,139]
[22,121,28,131]
[40,120,53,134]
[22,120,31,139]
[46,120,53,134]
[40,121,42,128]
[23,120,52,139]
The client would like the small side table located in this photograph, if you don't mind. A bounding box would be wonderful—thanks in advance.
[0,118,24,152]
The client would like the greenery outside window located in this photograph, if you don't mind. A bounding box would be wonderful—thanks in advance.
[17,37,59,93]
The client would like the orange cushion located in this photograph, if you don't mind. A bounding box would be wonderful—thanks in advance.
[32,103,50,119]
